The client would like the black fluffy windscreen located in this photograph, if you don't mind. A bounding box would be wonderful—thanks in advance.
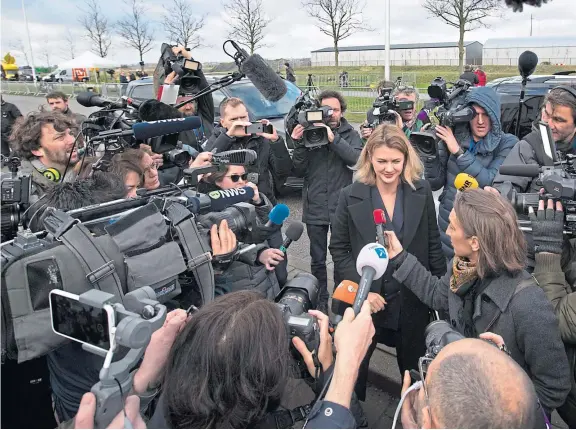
[504,0,548,12]
[241,54,288,102]
[138,99,183,122]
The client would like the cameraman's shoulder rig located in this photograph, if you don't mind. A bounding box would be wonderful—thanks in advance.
[1,202,215,363]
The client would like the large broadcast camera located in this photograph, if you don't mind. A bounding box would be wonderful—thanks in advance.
[366,87,414,128]
[160,42,202,94]
[409,78,475,158]
[285,91,333,148]
[1,156,31,242]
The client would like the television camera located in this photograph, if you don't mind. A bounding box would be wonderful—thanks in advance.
[409,78,475,158]
[285,90,334,148]
[365,87,415,128]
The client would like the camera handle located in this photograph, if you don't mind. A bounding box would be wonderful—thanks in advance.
[174,72,244,110]
[78,287,167,428]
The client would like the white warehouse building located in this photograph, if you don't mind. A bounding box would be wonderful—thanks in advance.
[310,41,483,67]
[483,36,576,66]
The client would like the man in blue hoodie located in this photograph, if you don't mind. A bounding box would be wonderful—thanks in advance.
[423,86,518,258]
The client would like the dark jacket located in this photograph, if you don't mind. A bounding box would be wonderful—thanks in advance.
[392,252,571,413]
[329,180,447,371]
[62,107,86,129]
[493,126,576,194]
[204,126,293,204]
[1,100,22,156]
[17,157,58,203]
[533,241,576,427]
[459,71,479,85]
[286,66,296,83]
[293,118,362,225]
[424,87,518,257]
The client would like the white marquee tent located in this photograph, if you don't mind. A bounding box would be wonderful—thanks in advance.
[58,51,118,69]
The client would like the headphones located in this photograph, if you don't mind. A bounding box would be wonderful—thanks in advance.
[31,159,62,182]
[553,85,576,100]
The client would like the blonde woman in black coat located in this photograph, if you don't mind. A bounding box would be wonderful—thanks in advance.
[329,124,447,401]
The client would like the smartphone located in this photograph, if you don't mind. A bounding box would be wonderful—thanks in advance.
[246,122,273,134]
[183,59,200,72]
[49,289,115,354]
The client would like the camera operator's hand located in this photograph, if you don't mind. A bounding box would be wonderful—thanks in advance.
[435,125,460,155]
[211,220,237,256]
[257,119,279,142]
[258,248,285,270]
[189,151,212,168]
[164,71,177,85]
[140,144,164,168]
[245,181,261,204]
[367,292,386,314]
[291,124,305,142]
[390,110,403,129]
[226,121,251,138]
[483,186,500,196]
[74,392,146,429]
[384,230,404,259]
[171,45,192,60]
[360,122,373,139]
[313,123,335,143]
[133,309,188,394]
[292,310,333,375]
[479,332,506,349]
[529,198,564,255]
[400,371,420,429]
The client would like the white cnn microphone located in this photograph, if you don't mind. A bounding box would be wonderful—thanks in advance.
[352,243,389,315]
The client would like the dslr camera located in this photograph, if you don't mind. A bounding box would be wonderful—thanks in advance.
[409,78,475,159]
[366,87,414,128]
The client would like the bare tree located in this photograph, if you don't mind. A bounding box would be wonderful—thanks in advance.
[78,0,112,57]
[9,39,31,66]
[224,0,271,54]
[117,0,154,70]
[423,0,503,72]
[41,41,52,69]
[303,0,371,67]
[162,0,206,49]
[63,29,76,59]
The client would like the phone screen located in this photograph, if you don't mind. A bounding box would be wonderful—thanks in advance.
[50,293,111,351]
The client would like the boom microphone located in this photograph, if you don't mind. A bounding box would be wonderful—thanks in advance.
[498,164,542,177]
[454,173,479,192]
[518,50,539,79]
[280,222,304,253]
[132,117,202,140]
[138,99,183,122]
[76,92,125,109]
[352,243,389,315]
[265,204,290,227]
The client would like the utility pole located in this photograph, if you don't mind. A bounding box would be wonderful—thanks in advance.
[21,0,37,82]
[530,14,533,36]
[384,0,390,81]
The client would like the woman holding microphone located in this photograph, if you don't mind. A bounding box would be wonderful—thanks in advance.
[329,124,446,401]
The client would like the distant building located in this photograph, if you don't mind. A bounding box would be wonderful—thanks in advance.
[483,36,576,66]
[310,42,483,67]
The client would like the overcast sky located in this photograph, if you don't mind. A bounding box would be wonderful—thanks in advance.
[1,0,574,67]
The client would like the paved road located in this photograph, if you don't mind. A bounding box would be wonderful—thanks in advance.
[3,95,567,429]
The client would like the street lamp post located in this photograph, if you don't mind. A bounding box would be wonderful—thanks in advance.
[21,0,38,83]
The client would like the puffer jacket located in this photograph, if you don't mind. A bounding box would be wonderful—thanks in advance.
[534,240,576,427]
[292,118,363,225]
[204,126,293,205]
[424,87,518,257]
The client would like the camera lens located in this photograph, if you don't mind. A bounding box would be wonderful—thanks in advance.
[424,320,465,353]
[276,273,319,315]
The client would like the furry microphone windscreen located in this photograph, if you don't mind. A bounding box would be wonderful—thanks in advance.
[504,0,548,12]
[241,54,288,102]
[138,99,183,122]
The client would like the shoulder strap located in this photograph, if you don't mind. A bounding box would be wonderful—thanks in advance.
[523,132,548,165]
[484,277,535,333]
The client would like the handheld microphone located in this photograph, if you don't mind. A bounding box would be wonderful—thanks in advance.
[331,279,359,325]
[454,173,479,192]
[76,92,125,109]
[280,222,304,253]
[498,164,541,177]
[373,209,386,246]
[132,117,202,140]
[185,186,255,213]
[226,40,287,102]
[211,149,258,166]
[265,204,290,227]
[352,243,389,315]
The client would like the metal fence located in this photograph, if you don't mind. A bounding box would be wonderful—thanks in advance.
[294,72,419,89]
[311,58,484,67]
[0,81,129,99]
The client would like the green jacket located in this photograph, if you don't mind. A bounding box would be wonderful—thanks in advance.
[534,240,576,427]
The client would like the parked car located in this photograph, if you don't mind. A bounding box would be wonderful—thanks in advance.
[486,72,576,139]
[126,76,304,194]
[18,66,34,81]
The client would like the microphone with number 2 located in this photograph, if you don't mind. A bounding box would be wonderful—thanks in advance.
[352,243,389,315]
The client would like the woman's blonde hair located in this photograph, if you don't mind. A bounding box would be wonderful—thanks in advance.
[353,124,423,188]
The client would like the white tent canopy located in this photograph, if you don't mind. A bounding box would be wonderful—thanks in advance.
[58,51,118,69]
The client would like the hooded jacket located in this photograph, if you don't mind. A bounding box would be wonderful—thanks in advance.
[204,126,293,205]
[292,118,363,225]
[424,87,518,257]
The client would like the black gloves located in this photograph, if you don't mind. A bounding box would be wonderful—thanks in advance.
[529,200,564,255]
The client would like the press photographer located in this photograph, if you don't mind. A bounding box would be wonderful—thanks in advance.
[418,86,518,257]
[204,97,292,205]
[291,90,363,312]
[383,188,570,417]
[399,332,540,428]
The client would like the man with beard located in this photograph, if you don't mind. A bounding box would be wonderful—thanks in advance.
[9,111,78,202]
[46,91,86,127]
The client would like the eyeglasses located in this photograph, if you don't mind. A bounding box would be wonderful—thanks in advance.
[143,162,157,176]
[226,173,248,183]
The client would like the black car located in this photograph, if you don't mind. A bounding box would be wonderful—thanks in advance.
[125,76,304,193]
[486,73,576,138]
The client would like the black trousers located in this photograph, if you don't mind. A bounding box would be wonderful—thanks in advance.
[306,223,331,312]
[355,328,404,402]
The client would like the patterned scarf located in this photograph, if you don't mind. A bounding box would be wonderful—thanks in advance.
[450,257,479,295]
